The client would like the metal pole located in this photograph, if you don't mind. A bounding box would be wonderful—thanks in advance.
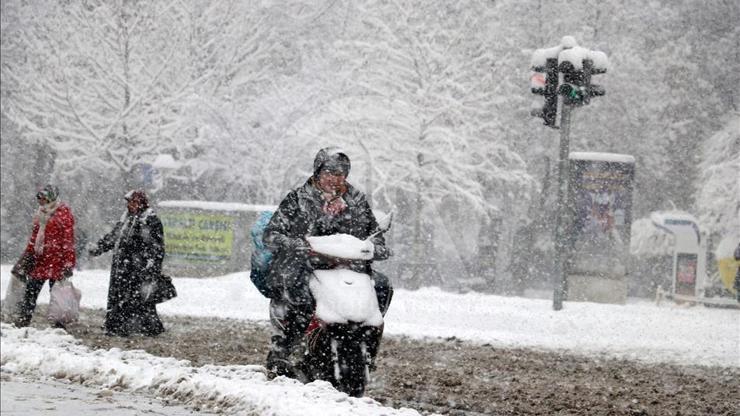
[553,103,572,311]
[413,169,423,288]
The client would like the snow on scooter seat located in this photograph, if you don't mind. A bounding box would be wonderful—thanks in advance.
[306,234,382,326]
[307,234,374,260]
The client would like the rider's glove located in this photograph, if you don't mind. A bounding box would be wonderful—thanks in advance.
[289,237,311,254]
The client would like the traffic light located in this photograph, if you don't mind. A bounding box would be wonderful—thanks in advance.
[585,51,608,101]
[558,60,585,106]
[558,49,608,106]
[530,57,560,127]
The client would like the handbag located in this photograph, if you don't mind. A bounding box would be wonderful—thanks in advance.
[141,274,177,304]
[11,251,36,281]
[47,279,82,325]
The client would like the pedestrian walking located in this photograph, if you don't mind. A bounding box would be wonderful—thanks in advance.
[89,190,165,336]
[15,184,76,328]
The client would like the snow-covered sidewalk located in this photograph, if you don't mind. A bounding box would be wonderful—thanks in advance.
[1,325,421,415]
[2,266,735,368]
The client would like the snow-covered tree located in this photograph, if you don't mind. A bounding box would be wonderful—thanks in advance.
[3,1,180,177]
[696,114,740,237]
[268,1,534,284]
[1,1,290,183]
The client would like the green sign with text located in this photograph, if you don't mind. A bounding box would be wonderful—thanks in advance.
[160,212,234,264]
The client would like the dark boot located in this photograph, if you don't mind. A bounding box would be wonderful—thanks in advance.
[266,338,294,379]
[140,305,165,336]
[266,299,314,379]
[13,316,32,328]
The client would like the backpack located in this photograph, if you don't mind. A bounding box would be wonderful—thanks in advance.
[249,211,274,297]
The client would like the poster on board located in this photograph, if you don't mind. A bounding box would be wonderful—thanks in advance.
[568,153,635,277]
[674,252,698,296]
[160,211,235,265]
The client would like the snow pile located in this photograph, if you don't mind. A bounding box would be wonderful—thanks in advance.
[390,287,739,368]
[0,324,420,416]
[531,36,609,72]
[570,152,635,164]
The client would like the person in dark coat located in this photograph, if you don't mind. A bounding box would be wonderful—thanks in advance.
[89,190,165,336]
[263,146,392,378]
[15,185,76,328]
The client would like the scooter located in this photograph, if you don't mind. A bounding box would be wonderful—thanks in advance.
[299,215,391,397]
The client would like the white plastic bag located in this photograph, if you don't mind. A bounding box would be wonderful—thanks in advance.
[1,275,26,321]
[47,279,81,325]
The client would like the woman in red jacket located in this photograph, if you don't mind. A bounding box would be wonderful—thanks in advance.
[16,185,76,327]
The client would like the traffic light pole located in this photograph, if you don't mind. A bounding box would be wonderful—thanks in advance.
[553,102,572,311]
[531,37,608,310]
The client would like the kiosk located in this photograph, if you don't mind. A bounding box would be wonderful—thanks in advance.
[650,211,706,298]
[566,152,635,304]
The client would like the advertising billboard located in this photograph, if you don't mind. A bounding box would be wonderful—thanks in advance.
[157,201,276,277]
[570,158,634,265]
[566,152,635,303]
[160,211,235,264]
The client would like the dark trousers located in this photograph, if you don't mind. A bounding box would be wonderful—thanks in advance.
[17,278,55,327]
[267,299,313,359]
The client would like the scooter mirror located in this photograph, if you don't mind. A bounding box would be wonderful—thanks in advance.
[374,211,393,233]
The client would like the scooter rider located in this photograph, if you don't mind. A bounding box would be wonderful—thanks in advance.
[263,146,392,378]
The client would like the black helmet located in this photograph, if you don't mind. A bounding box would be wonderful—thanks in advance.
[313,146,350,177]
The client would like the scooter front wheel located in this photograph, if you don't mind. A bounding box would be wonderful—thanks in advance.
[334,338,368,397]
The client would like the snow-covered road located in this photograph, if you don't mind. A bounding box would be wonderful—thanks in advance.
[1,265,738,415]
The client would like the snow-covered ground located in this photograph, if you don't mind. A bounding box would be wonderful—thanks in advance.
[1,324,418,415]
[2,265,738,415]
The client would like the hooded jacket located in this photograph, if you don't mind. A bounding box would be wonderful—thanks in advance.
[25,203,76,281]
[264,178,390,304]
